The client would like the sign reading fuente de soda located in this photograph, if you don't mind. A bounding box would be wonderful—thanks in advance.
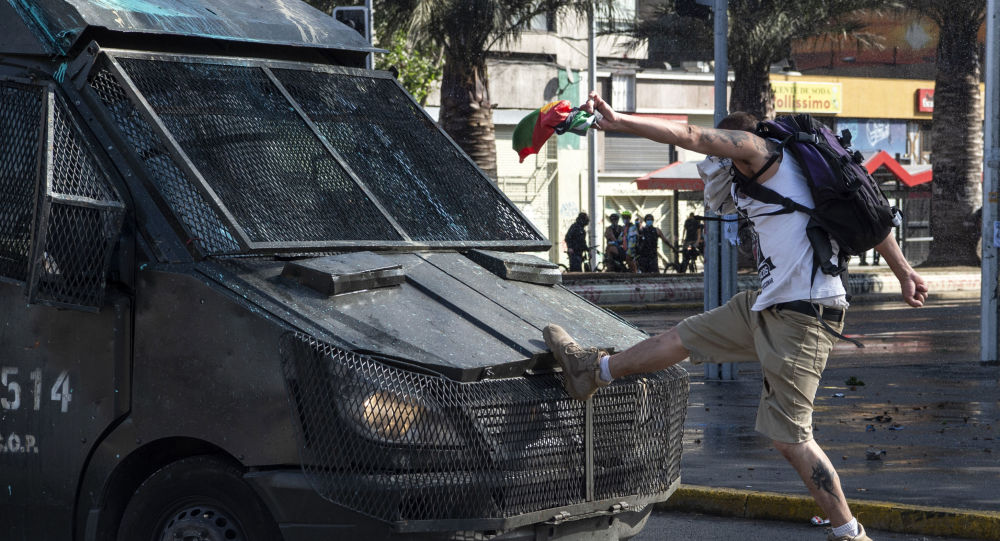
[773,81,842,114]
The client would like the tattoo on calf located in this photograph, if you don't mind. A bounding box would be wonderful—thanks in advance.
[810,462,840,501]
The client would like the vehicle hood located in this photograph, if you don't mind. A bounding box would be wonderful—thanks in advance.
[206,252,646,382]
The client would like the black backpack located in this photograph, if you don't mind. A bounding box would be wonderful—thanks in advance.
[733,114,901,277]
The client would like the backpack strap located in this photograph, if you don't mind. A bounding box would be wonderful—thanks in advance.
[807,256,863,348]
[735,175,814,217]
[731,136,814,218]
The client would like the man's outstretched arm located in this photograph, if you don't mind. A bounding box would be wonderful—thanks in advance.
[874,232,928,307]
[581,91,774,178]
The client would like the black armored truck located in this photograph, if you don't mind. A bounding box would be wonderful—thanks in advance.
[0,1,689,540]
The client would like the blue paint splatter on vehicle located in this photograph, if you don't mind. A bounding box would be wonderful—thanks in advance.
[53,62,67,83]
[91,0,189,17]
[7,0,69,55]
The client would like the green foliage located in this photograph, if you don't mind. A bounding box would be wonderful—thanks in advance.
[628,0,895,117]
[374,30,442,106]
[377,0,619,62]
[300,0,443,105]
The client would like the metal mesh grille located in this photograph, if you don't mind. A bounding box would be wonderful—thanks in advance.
[28,96,124,310]
[87,62,240,254]
[271,69,546,242]
[0,82,44,283]
[116,58,402,244]
[281,333,687,524]
[594,379,684,500]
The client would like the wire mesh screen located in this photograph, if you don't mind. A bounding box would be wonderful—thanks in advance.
[27,96,124,310]
[280,333,687,524]
[116,58,402,244]
[272,69,545,243]
[87,62,241,254]
[0,82,44,283]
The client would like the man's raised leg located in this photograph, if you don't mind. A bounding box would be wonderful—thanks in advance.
[607,327,690,378]
[543,325,690,400]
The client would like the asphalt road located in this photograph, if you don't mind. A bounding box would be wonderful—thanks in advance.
[620,296,998,540]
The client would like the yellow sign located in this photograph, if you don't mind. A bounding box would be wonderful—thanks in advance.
[773,81,842,114]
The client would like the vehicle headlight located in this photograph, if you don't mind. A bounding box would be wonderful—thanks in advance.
[360,390,422,440]
[338,384,469,453]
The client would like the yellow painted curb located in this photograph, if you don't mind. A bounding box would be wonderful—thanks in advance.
[657,485,1000,540]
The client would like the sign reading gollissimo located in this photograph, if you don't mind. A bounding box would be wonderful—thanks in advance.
[773,81,843,114]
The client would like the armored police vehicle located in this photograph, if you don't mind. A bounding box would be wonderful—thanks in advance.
[0,1,689,540]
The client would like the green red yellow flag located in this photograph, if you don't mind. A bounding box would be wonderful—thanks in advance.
[512,100,597,163]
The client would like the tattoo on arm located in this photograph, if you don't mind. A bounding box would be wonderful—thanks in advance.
[696,128,751,149]
[694,128,773,161]
[810,462,840,502]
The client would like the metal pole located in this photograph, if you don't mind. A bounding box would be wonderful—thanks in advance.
[365,0,374,70]
[706,0,735,380]
[588,6,599,268]
[982,0,999,363]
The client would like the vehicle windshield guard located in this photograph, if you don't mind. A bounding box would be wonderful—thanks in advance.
[84,49,549,256]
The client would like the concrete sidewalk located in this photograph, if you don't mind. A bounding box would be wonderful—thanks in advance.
[562,265,982,309]
[568,268,998,540]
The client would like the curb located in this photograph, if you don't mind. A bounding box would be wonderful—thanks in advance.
[657,485,1000,540]
[599,289,981,313]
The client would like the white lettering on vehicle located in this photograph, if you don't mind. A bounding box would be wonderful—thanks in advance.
[0,433,39,454]
[0,367,72,457]
[0,367,71,413]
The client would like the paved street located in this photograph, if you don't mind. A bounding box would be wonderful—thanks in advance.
[619,296,999,538]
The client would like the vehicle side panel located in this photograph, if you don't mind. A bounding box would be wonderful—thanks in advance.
[0,284,129,540]
[130,268,298,465]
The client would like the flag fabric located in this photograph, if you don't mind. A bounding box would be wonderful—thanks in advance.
[512,100,597,163]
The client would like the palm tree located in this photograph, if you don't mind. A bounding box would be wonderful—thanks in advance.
[902,0,986,266]
[377,0,616,180]
[631,0,890,120]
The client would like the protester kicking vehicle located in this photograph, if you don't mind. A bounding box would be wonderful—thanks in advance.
[544,91,929,541]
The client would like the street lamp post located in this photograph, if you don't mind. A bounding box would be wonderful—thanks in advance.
[982,0,999,363]
[704,0,738,380]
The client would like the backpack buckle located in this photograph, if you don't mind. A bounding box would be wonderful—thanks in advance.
[795,132,820,144]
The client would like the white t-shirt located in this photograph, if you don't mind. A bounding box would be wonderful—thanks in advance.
[733,149,848,311]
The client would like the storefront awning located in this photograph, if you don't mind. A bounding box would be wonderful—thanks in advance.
[864,151,932,187]
[636,151,933,192]
[634,161,704,191]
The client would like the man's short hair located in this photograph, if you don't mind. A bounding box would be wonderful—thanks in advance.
[717,112,758,132]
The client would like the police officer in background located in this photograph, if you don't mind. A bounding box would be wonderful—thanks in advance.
[564,212,589,272]
[636,214,673,273]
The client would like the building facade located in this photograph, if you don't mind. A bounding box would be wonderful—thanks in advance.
[425,6,960,268]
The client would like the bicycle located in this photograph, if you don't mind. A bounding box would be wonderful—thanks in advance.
[665,243,701,274]
[559,247,605,273]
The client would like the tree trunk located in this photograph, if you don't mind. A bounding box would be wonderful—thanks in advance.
[438,51,498,180]
[923,10,984,266]
[729,60,775,120]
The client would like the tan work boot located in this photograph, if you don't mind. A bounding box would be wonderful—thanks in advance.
[543,324,609,401]
[827,523,873,541]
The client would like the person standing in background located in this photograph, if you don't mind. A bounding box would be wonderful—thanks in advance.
[622,211,640,272]
[564,212,589,272]
[604,212,626,272]
[636,214,673,273]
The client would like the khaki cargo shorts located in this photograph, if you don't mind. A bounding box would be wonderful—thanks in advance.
[675,290,842,444]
